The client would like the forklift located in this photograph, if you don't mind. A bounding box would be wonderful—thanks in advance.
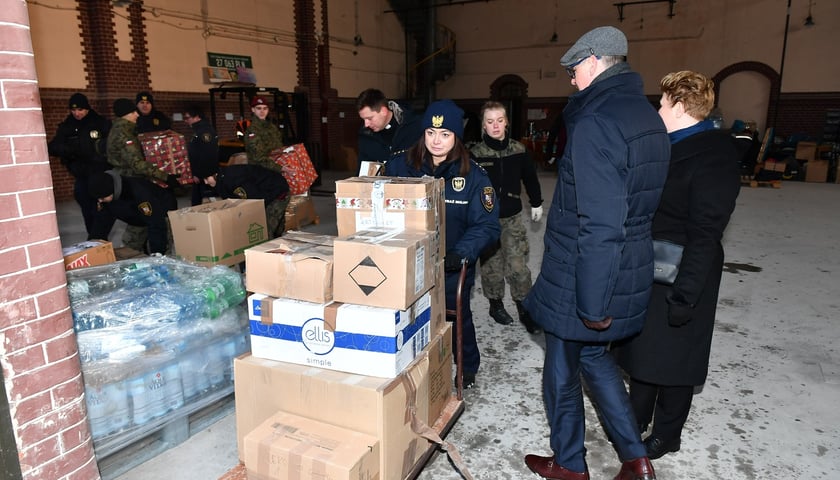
[207,85,308,165]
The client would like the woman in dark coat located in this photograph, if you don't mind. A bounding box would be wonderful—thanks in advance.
[613,70,741,460]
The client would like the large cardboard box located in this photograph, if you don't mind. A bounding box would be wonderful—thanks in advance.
[284,194,319,231]
[247,291,432,378]
[334,176,445,258]
[244,231,334,303]
[795,141,818,162]
[333,229,436,310]
[234,323,453,480]
[62,240,116,271]
[243,411,380,480]
[168,199,268,267]
[805,159,829,183]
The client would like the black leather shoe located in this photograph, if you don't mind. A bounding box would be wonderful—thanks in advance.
[643,435,680,460]
[488,299,514,325]
[516,300,542,334]
[613,457,656,480]
[524,454,590,480]
[462,373,476,389]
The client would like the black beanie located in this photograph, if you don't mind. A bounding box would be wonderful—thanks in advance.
[136,91,154,104]
[68,93,91,110]
[88,172,115,199]
[113,98,136,117]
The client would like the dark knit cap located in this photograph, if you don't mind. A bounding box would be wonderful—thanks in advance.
[560,26,628,66]
[68,93,91,110]
[422,99,465,140]
[136,91,154,104]
[88,172,115,199]
[113,98,136,117]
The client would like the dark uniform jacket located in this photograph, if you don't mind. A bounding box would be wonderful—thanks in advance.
[385,156,500,264]
[613,128,741,386]
[358,102,423,166]
[187,118,220,178]
[213,164,289,205]
[244,117,285,175]
[523,65,670,342]
[48,110,111,178]
[90,175,172,254]
[136,110,172,134]
[106,118,169,184]
[471,135,542,218]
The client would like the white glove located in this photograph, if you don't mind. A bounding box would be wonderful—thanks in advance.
[531,205,543,222]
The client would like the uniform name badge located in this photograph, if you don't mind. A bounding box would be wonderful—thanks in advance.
[451,176,465,192]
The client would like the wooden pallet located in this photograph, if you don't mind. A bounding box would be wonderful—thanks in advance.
[96,386,235,480]
[742,178,782,188]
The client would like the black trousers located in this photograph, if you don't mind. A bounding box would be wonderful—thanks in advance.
[629,378,694,441]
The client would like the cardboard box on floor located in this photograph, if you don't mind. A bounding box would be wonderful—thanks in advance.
[234,323,453,480]
[284,194,319,231]
[333,229,436,310]
[244,231,334,303]
[243,411,380,480]
[335,176,445,259]
[62,240,116,271]
[247,291,432,378]
[805,160,829,183]
[168,199,268,267]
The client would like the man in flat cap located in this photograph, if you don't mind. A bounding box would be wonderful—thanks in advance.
[48,93,111,235]
[523,26,669,480]
[135,91,172,134]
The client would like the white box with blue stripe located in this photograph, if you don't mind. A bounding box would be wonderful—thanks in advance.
[247,291,432,378]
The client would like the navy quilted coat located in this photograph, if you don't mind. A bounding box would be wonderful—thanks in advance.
[523,68,670,342]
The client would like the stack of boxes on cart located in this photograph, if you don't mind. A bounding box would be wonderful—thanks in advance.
[235,175,453,480]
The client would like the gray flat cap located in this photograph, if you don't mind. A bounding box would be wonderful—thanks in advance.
[560,26,628,66]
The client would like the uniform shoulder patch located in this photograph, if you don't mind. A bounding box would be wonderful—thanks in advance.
[482,186,495,213]
[138,201,153,216]
[233,187,248,198]
[202,132,214,143]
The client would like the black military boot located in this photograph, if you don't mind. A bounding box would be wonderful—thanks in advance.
[516,300,542,334]
[488,299,514,325]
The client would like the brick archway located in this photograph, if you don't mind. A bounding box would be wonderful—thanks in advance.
[712,61,780,131]
[489,74,529,140]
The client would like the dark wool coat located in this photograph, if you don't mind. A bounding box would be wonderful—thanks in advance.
[613,129,741,385]
[523,68,670,342]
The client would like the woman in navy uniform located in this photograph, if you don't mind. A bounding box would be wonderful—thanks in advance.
[385,99,500,388]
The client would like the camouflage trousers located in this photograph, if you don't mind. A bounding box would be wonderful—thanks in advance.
[122,220,174,255]
[479,212,533,301]
[266,196,290,239]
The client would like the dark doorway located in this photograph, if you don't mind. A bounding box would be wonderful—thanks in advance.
[490,74,529,140]
[0,368,22,479]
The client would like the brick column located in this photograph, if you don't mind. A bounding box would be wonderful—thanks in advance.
[0,3,99,480]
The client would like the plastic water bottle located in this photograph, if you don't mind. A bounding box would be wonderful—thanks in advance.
[85,380,130,439]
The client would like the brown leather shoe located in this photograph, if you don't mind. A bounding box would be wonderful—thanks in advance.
[524,454,590,480]
[613,457,656,480]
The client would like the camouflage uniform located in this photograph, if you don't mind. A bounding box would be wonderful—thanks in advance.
[106,117,175,252]
[244,117,288,236]
[471,137,542,303]
[244,117,285,175]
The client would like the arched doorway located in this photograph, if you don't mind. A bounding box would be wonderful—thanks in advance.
[713,61,780,136]
[490,74,528,140]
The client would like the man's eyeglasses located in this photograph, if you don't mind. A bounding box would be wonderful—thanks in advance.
[565,57,588,79]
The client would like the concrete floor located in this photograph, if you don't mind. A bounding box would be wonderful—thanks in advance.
[57,172,840,480]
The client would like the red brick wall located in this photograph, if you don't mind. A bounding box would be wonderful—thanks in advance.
[0,3,98,479]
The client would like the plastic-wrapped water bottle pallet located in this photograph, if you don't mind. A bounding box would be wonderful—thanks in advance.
[95,385,235,480]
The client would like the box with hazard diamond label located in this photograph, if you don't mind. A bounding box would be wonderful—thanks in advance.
[333,228,436,310]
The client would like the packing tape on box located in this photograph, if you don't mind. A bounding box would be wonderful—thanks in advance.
[259,298,273,326]
[322,303,340,332]
[401,372,475,480]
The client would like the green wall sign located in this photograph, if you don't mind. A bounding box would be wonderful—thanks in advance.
[207,52,253,71]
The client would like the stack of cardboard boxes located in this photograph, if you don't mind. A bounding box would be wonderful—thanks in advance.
[235,176,453,480]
